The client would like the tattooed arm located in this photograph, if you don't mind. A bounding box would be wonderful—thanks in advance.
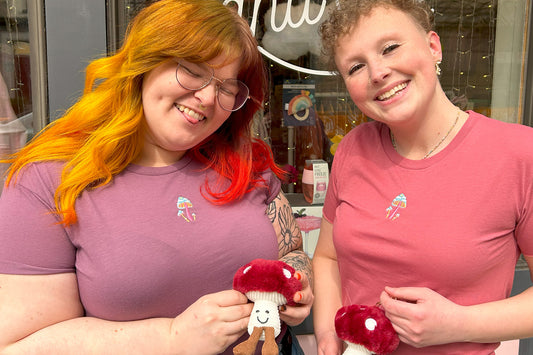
[267,192,314,326]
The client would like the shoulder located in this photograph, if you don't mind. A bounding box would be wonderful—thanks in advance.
[11,161,65,190]
[3,161,65,212]
[258,168,282,204]
[469,110,533,134]
[467,111,533,150]
[333,121,382,160]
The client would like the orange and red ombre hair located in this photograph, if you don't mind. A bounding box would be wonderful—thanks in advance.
[4,0,284,225]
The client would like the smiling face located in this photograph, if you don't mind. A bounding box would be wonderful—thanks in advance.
[248,300,281,339]
[139,55,241,166]
[334,6,442,126]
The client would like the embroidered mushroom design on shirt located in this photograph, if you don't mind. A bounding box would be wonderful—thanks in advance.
[176,196,196,222]
[385,193,407,221]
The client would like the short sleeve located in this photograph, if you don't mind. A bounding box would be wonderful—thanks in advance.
[263,169,281,205]
[323,138,345,224]
[515,170,533,256]
[0,163,76,274]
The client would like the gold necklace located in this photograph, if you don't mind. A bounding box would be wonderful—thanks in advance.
[391,109,461,159]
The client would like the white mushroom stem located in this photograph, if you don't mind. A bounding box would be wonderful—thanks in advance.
[343,342,373,355]
[247,299,281,340]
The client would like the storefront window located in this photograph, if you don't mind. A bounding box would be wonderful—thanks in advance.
[0,0,31,193]
[107,0,152,53]
[0,0,30,119]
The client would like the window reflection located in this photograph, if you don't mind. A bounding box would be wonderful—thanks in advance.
[0,0,30,194]
[0,0,30,118]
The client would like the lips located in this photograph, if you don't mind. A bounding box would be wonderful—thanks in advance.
[376,82,408,101]
[175,104,205,122]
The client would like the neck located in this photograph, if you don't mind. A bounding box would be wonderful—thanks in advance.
[390,108,464,160]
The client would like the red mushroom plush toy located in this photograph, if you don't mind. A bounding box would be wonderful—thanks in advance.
[232,259,302,355]
[335,304,400,355]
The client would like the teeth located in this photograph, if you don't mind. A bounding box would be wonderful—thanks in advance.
[377,83,407,101]
[176,104,205,121]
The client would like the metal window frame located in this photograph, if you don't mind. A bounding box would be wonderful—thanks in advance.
[522,0,533,127]
[27,0,47,132]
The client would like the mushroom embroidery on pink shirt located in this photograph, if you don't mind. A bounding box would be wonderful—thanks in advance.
[233,259,302,355]
[176,196,196,222]
[335,304,400,355]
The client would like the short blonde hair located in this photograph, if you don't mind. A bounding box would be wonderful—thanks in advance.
[320,0,434,70]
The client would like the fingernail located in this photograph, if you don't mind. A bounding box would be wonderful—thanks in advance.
[295,292,302,302]
[279,305,287,312]
[295,272,302,281]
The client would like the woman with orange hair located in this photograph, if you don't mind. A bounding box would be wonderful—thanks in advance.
[0,0,312,354]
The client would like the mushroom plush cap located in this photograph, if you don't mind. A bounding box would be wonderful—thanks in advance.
[233,259,302,306]
[335,305,400,355]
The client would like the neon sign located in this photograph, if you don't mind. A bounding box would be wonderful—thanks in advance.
[223,0,336,76]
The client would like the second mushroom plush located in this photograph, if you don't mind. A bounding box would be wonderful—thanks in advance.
[232,258,302,355]
[335,304,400,355]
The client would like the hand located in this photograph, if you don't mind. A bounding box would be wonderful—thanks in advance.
[279,271,314,326]
[316,330,343,355]
[379,286,465,348]
[169,290,253,355]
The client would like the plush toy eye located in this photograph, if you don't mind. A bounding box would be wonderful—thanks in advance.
[365,318,378,331]
[243,266,252,274]
[283,268,292,279]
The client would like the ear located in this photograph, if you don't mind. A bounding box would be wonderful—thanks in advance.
[427,30,442,62]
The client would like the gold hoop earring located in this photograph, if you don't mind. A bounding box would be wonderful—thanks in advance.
[435,61,442,76]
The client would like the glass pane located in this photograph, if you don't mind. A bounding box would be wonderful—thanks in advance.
[108,0,152,52]
[0,0,31,193]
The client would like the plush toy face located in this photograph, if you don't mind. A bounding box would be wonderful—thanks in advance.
[253,302,277,326]
[248,299,281,340]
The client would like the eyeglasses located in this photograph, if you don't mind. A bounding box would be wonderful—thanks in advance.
[175,60,250,112]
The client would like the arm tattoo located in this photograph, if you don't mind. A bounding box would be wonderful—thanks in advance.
[268,195,301,256]
[281,250,314,291]
[268,194,313,290]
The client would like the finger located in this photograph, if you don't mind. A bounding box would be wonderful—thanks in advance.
[295,271,306,285]
[224,314,251,337]
[384,286,425,303]
[219,302,253,323]
[210,289,250,307]
[380,290,416,321]
[292,291,304,304]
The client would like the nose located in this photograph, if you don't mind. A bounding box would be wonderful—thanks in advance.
[193,81,218,107]
[368,60,391,84]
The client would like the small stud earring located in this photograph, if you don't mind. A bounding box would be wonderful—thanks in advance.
[435,61,442,76]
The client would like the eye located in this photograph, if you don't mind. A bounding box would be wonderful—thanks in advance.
[219,81,239,96]
[383,43,400,55]
[348,63,364,75]
[180,63,203,79]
